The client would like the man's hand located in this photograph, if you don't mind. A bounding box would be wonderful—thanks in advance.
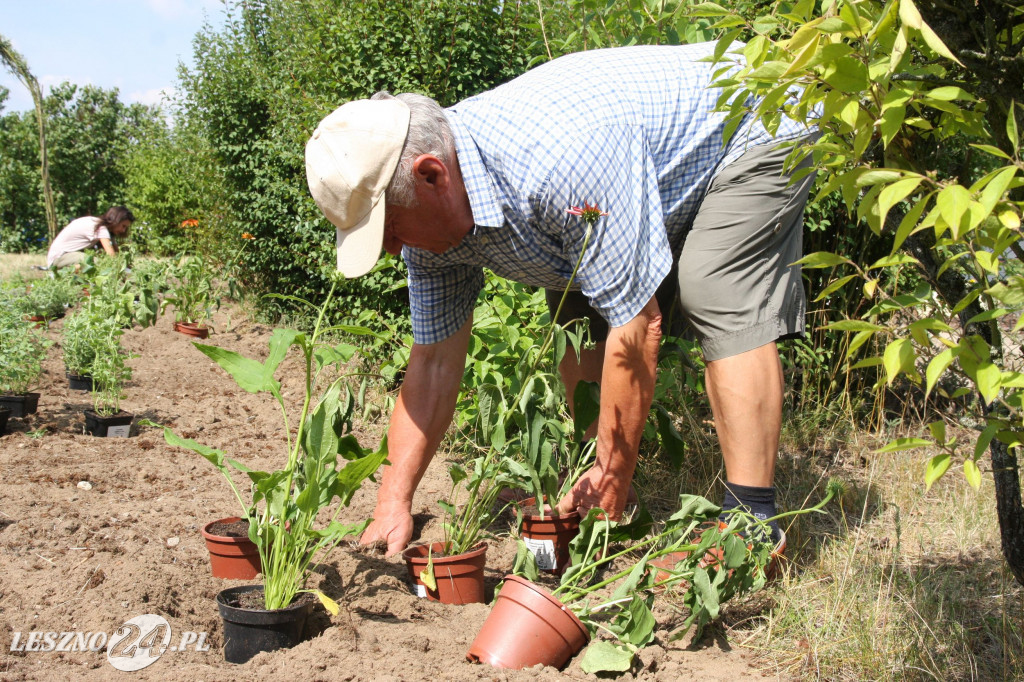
[554,462,630,521]
[360,501,413,556]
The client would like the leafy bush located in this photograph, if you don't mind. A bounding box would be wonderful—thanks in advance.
[0,300,51,394]
[174,0,536,325]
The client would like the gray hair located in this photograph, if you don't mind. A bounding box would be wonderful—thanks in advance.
[371,91,455,208]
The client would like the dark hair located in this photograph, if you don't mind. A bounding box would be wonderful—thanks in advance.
[96,206,135,235]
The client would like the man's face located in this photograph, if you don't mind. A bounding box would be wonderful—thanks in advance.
[383,202,463,256]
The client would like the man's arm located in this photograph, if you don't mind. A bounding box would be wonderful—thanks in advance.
[556,296,661,519]
[360,314,473,555]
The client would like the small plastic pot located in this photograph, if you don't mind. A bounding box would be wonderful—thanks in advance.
[0,407,10,436]
[67,373,94,391]
[0,393,40,418]
[216,584,313,664]
[174,321,210,339]
[517,498,580,574]
[401,541,487,604]
[466,575,589,670]
[202,517,262,580]
[83,410,134,437]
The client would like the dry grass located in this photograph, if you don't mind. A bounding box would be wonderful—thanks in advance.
[733,428,1023,681]
[0,252,47,283]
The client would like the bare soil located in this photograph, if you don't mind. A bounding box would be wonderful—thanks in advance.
[0,304,776,681]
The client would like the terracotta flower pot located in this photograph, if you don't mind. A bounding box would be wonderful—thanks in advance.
[202,517,262,580]
[24,315,45,328]
[216,584,312,664]
[174,321,210,339]
[0,392,40,418]
[83,410,134,438]
[466,575,589,670]
[401,541,487,604]
[517,498,580,574]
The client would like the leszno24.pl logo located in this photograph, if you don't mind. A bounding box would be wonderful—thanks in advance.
[9,614,209,671]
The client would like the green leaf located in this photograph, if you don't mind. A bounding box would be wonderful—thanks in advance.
[964,459,982,490]
[936,185,971,235]
[823,56,869,93]
[926,347,956,397]
[814,274,859,302]
[795,251,851,269]
[654,403,685,470]
[825,320,887,332]
[928,420,946,444]
[975,361,1001,405]
[193,342,274,393]
[875,437,933,453]
[882,338,916,384]
[925,453,952,490]
[579,641,635,675]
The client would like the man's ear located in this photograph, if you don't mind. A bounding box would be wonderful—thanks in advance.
[411,154,448,190]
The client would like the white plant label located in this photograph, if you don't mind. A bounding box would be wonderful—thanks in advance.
[523,537,557,570]
[106,425,131,438]
[414,584,427,598]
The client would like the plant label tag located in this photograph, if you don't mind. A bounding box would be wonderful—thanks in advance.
[106,425,131,438]
[523,537,557,570]
[413,583,427,598]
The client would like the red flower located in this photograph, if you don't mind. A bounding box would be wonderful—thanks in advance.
[180,219,199,228]
[566,202,609,224]
[242,232,255,240]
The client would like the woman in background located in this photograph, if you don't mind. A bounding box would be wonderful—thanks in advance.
[47,206,134,269]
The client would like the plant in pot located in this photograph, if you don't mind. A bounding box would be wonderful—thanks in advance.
[146,283,388,663]
[62,307,121,391]
[0,300,52,419]
[84,340,134,437]
[17,271,78,324]
[468,481,843,672]
[162,254,219,338]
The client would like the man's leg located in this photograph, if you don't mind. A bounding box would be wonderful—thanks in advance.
[705,341,783,487]
[676,138,817,540]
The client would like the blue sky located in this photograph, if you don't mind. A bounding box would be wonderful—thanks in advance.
[1,0,228,115]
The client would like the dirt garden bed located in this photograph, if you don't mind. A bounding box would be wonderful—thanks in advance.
[0,303,773,681]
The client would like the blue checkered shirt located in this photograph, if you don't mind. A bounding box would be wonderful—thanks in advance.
[405,42,813,344]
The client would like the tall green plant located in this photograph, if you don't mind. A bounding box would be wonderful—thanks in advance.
[149,283,388,610]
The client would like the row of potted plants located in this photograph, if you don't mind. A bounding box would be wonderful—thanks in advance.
[150,283,388,663]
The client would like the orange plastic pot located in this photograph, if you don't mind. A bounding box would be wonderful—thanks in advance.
[517,498,580,574]
[401,541,487,604]
[466,575,589,669]
[174,321,210,339]
[202,517,261,580]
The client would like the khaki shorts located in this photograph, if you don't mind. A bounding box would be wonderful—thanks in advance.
[547,138,816,362]
[50,250,88,270]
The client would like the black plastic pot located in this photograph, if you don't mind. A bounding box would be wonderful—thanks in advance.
[0,393,40,418]
[83,410,134,437]
[216,585,313,664]
[67,373,94,391]
[0,407,10,436]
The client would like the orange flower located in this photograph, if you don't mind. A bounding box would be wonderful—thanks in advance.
[242,232,255,240]
[180,219,199,228]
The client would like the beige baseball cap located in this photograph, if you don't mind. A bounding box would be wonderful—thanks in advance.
[305,99,410,278]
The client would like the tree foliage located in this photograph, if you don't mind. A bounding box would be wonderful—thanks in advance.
[692,0,1024,581]
[174,0,536,323]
